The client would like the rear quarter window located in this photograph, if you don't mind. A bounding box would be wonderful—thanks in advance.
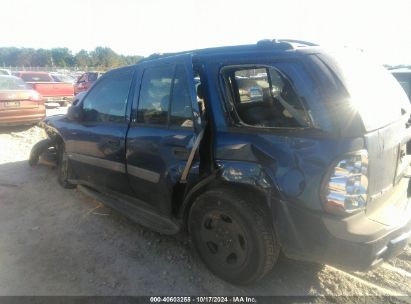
[313,51,410,132]
[221,61,319,129]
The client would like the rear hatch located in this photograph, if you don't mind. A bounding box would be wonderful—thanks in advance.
[0,90,41,110]
[313,50,411,225]
[0,76,42,110]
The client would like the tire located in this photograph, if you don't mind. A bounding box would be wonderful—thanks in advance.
[28,138,52,166]
[57,142,76,189]
[188,189,279,284]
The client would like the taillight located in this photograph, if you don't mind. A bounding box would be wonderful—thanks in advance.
[29,92,42,102]
[322,150,368,215]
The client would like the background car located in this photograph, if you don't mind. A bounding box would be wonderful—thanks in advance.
[74,71,104,95]
[0,69,11,75]
[13,71,74,107]
[0,75,45,125]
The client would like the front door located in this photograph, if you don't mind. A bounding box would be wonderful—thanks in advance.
[126,55,201,216]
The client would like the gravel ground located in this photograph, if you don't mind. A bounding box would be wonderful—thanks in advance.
[0,107,410,300]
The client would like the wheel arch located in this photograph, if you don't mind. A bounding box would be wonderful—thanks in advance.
[179,174,281,229]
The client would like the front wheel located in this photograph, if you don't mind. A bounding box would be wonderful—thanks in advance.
[57,143,75,189]
[188,189,279,284]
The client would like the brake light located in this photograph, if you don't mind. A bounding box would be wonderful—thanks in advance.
[322,150,368,215]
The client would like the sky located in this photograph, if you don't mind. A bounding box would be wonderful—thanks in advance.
[0,0,410,65]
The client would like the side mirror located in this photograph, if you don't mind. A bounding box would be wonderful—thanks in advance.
[67,105,84,121]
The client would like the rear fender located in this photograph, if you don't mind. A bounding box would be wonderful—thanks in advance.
[179,160,282,223]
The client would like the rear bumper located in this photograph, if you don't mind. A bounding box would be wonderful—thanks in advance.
[276,188,411,270]
[0,107,46,126]
[44,96,73,103]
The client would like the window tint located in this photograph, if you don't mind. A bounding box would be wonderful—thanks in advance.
[78,74,86,82]
[82,68,133,123]
[88,73,98,81]
[20,73,52,82]
[137,65,174,125]
[224,66,311,128]
[170,65,193,128]
[315,52,410,131]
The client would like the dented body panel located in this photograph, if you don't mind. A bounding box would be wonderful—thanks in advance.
[34,41,411,271]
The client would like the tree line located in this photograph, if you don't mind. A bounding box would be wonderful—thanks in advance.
[0,47,144,70]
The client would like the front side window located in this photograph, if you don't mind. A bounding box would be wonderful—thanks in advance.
[82,68,133,123]
[78,74,87,82]
[223,66,312,128]
[88,73,98,82]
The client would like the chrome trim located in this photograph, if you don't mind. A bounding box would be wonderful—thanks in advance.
[68,153,125,173]
[127,165,160,183]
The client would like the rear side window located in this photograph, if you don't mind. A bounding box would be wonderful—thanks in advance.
[222,66,312,128]
[82,68,133,123]
[137,65,174,125]
[137,64,194,128]
[314,52,410,131]
[170,65,193,128]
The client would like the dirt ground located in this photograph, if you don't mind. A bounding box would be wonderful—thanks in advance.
[0,107,410,300]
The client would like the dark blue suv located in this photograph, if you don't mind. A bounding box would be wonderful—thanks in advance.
[31,39,411,284]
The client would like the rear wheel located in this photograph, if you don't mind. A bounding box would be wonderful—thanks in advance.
[57,142,75,189]
[188,189,279,284]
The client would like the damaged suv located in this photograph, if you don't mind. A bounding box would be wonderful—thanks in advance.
[31,39,411,284]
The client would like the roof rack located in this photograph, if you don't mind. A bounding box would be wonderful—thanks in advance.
[256,39,318,49]
[278,39,319,47]
[141,39,319,63]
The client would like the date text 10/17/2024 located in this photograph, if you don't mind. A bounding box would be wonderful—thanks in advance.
[149,297,257,303]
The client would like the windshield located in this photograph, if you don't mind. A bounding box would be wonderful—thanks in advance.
[0,76,30,90]
[315,50,410,131]
[53,74,75,82]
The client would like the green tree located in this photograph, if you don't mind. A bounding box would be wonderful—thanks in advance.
[90,47,121,68]
[50,48,74,67]
[74,49,91,68]
[16,48,36,67]
[0,46,143,69]
[32,49,52,66]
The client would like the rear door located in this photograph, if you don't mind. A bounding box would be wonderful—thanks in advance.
[126,55,200,215]
[66,66,135,195]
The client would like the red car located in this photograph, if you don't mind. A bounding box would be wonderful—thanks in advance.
[0,75,45,125]
[74,72,104,95]
[13,72,74,106]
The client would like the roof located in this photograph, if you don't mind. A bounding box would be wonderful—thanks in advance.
[141,39,320,63]
[0,74,20,79]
